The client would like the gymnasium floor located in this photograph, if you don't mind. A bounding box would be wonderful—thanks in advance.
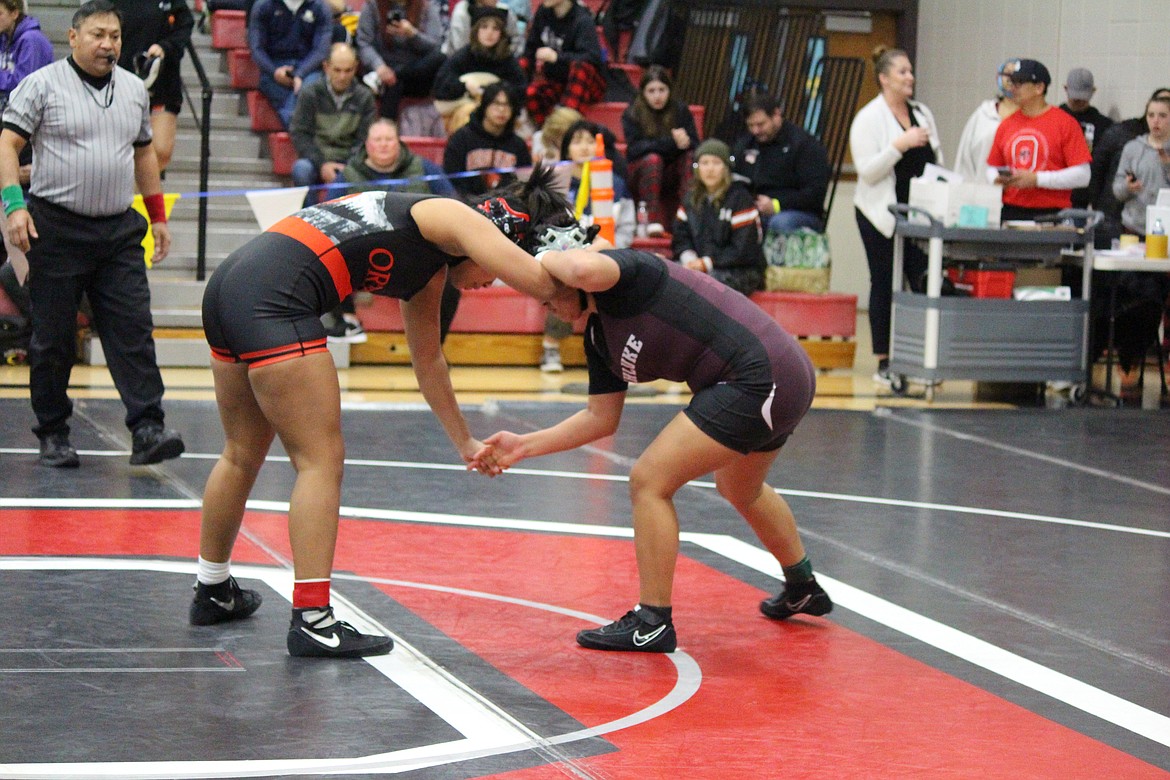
[0,346,1168,779]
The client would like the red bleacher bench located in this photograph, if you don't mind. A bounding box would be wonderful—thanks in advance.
[228,48,259,90]
[361,286,570,334]
[247,90,283,132]
[749,291,857,338]
[268,132,296,176]
[211,10,247,50]
[360,287,856,342]
[583,103,705,143]
[401,135,446,167]
[613,62,644,87]
[630,235,672,258]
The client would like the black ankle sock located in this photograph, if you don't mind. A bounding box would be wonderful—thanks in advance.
[637,603,673,624]
[782,557,815,586]
[199,578,232,598]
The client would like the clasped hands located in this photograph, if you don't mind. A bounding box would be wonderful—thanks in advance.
[464,431,521,477]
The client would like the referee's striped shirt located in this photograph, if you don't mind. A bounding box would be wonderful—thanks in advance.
[2,57,152,217]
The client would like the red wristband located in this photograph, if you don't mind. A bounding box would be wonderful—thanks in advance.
[144,192,167,224]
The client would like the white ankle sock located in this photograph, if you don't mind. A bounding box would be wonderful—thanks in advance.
[196,557,230,586]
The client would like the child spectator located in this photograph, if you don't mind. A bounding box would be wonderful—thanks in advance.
[671,138,765,297]
[433,6,525,134]
[443,0,522,57]
[540,119,633,372]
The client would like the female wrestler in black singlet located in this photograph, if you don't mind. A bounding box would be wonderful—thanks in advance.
[472,244,833,653]
[191,166,573,659]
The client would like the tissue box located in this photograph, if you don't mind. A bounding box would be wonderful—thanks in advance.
[909,179,1003,228]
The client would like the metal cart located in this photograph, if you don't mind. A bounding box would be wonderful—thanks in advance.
[887,205,1099,402]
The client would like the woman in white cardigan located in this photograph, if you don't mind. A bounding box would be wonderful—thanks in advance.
[849,46,943,385]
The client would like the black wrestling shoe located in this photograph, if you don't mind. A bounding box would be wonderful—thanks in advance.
[189,576,263,626]
[287,606,394,658]
[38,432,79,468]
[130,423,185,465]
[576,606,677,653]
[760,578,833,620]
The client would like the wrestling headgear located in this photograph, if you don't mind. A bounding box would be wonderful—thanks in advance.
[531,222,591,253]
[476,196,531,248]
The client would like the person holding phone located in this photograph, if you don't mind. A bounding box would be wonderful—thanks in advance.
[1104,94,1170,401]
[848,46,942,387]
[986,59,1091,222]
[355,0,445,119]
[248,0,333,128]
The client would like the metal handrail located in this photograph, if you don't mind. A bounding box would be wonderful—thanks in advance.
[183,39,213,281]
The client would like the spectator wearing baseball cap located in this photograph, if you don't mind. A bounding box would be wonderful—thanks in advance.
[986,58,1092,220]
[1060,67,1113,208]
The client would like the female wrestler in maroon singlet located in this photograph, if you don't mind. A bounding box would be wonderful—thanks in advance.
[472,245,833,653]
[191,167,573,658]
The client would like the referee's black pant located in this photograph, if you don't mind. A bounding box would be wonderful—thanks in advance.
[26,197,166,439]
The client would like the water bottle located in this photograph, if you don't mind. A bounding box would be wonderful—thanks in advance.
[636,201,649,237]
[1146,217,1167,258]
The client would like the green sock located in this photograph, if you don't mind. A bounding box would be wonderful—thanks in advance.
[782,557,814,585]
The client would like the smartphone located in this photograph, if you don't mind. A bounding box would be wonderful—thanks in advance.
[386,8,404,23]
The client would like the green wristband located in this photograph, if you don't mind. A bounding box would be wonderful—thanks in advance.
[2,184,26,215]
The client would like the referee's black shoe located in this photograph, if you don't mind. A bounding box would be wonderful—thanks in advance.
[130,423,185,465]
[38,432,79,468]
[760,578,833,620]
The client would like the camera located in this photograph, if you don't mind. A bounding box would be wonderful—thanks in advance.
[386,8,404,23]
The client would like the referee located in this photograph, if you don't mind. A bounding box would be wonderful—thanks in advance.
[0,0,184,469]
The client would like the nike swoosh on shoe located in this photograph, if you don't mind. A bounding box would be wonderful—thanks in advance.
[632,625,666,646]
[209,596,235,611]
[300,627,341,648]
[785,594,812,612]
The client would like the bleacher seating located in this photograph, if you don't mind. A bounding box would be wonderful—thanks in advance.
[210,9,246,50]
[582,103,705,143]
[228,48,259,90]
[749,291,856,340]
[352,286,857,370]
[630,236,672,258]
[401,136,446,167]
[268,132,296,176]
[246,90,283,132]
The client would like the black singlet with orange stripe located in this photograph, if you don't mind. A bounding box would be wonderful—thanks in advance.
[201,191,457,367]
[268,191,455,302]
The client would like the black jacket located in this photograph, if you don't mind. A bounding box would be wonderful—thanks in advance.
[732,121,830,216]
[522,3,602,82]
[671,182,765,296]
[621,102,698,163]
[113,0,194,88]
[432,45,527,100]
[1060,103,1114,208]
